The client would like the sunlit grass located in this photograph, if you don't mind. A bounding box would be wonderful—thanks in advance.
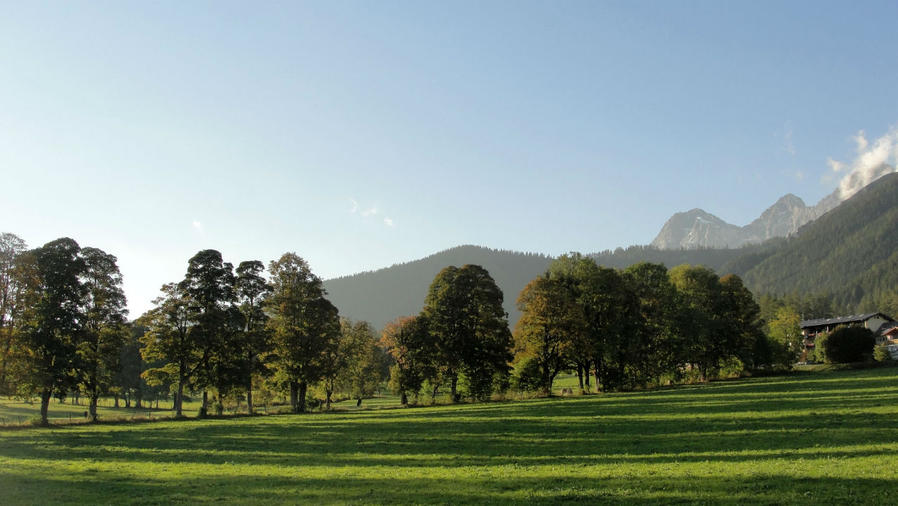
[2,367,897,504]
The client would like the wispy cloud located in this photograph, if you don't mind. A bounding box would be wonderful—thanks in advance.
[192,219,204,233]
[825,127,898,200]
[794,170,805,181]
[348,198,395,227]
[783,123,796,156]
[827,157,845,172]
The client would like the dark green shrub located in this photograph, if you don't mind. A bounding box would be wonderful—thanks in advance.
[822,326,875,363]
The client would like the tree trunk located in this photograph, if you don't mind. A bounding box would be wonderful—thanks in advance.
[325,386,332,410]
[246,376,254,415]
[175,380,184,417]
[114,394,119,408]
[290,382,299,413]
[584,360,591,388]
[577,364,584,390]
[199,390,208,418]
[450,374,458,403]
[39,390,51,426]
[298,382,308,413]
[400,391,408,406]
[89,394,99,422]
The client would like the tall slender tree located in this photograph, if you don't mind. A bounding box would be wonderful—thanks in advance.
[179,249,239,416]
[235,260,271,414]
[140,283,197,417]
[0,233,27,394]
[77,247,129,421]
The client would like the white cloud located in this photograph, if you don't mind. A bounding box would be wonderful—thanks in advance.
[349,198,359,214]
[383,217,394,227]
[192,220,203,233]
[829,126,898,200]
[794,170,805,181]
[361,206,378,217]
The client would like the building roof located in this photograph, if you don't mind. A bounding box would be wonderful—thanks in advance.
[799,313,894,330]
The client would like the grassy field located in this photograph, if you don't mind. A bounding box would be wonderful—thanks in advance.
[2,367,897,504]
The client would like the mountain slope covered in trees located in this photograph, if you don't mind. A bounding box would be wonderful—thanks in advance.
[324,245,757,329]
[732,172,898,311]
[323,246,553,329]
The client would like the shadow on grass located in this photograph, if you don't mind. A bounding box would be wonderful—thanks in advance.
[3,467,896,504]
[1,367,897,504]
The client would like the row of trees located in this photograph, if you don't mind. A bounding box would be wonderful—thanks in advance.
[1,234,389,424]
[7,231,869,424]
[140,250,387,416]
[378,254,787,402]
[511,255,780,394]
[0,234,128,425]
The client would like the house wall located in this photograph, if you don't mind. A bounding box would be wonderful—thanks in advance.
[866,317,889,333]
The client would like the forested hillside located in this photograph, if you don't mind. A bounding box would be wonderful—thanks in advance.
[324,246,553,329]
[735,172,898,311]
[590,245,744,272]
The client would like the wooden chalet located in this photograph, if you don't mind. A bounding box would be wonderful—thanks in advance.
[799,312,895,352]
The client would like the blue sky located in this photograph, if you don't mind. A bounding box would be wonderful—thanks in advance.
[2,1,898,316]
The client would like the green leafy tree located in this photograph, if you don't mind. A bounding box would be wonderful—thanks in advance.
[547,254,634,392]
[669,265,727,380]
[77,247,129,421]
[337,320,388,407]
[514,275,584,395]
[0,232,27,394]
[115,322,146,408]
[718,274,766,369]
[621,263,678,389]
[235,260,272,414]
[380,315,431,405]
[180,249,240,416]
[267,253,340,413]
[140,283,197,417]
[768,306,803,363]
[422,265,512,401]
[14,238,86,426]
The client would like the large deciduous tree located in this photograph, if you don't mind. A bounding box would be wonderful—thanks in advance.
[514,275,584,395]
[77,247,129,421]
[422,265,512,401]
[180,249,240,416]
[14,238,86,426]
[267,253,339,413]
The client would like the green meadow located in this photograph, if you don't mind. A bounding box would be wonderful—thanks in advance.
[2,367,897,504]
